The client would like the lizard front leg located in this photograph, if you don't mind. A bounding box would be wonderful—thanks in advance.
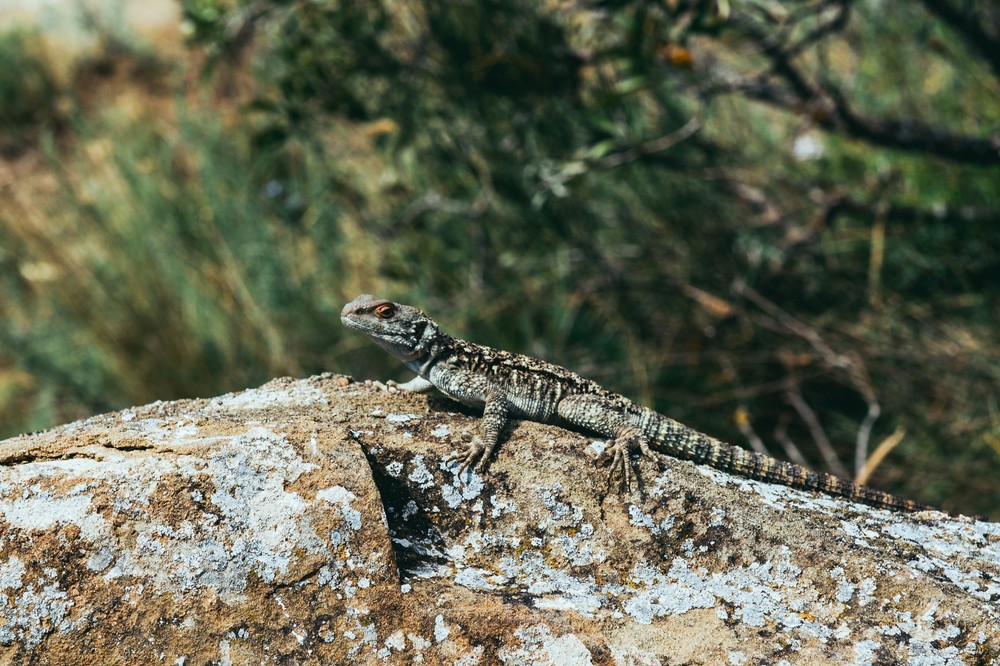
[389,370,509,479]
[444,392,511,480]
[556,394,668,490]
[387,376,436,393]
[368,375,436,394]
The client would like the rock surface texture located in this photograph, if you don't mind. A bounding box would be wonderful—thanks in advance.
[0,375,997,665]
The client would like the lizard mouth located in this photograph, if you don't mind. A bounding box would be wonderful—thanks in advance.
[341,315,421,359]
[340,314,371,334]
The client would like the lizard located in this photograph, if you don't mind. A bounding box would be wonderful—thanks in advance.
[340,294,932,512]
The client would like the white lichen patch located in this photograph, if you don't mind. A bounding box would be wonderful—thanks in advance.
[454,567,497,591]
[622,549,814,630]
[908,553,1000,611]
[853,639,879,665]
[188,427,326,590]
[830,567,857,604]
[383,629,406,653]
[855,607,977,665]
[553,522,606,567]
[408,456,437,490]
[857,578,876,607]
[709,507,726,527]
[622,560,715,623]
[318,485,363,526]
[828,566,875,608]
[108,416,201,446]
[850,507,1000,616]
[343,614,379,659]
[385,413,420,424]
[695,466,822,513]
[441,464,485,508]
[203,383,329,412]
[496,554,604,617]
[440,490,610,613]
[839,520,879,548]
[536,484,573,524]
[0,569,74,648]
[0,557,25,591]
[317,547,389,605]
[627,504,675,536]
[434,614,450,643]
[0,493,108,542]
[513,487,605,566]
[500,624,593,666]
[882,517,1000,564]
[489,494,517,518]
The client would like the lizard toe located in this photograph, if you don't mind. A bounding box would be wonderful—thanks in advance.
[639,440,669,465]
[445,438,489,483]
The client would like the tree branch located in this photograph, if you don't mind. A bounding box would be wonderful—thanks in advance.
[822,81,1000,166]
[784,385,851,479]
[826,195,1000,226]
[703,6,1000,166]
[917,0,1000,80]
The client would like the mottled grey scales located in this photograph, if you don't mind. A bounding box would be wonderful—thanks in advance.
[340,294,930,512]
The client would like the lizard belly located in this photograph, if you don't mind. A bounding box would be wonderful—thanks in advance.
[438,387,485,409]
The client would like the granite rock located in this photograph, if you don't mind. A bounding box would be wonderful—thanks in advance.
[0,375,997,665]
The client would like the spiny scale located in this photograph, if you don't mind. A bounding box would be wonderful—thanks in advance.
[341,295,932,513]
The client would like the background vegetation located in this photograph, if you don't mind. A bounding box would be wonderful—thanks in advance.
[1,0,997,517]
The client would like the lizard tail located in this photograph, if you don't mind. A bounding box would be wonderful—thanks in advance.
[649,415,932,512]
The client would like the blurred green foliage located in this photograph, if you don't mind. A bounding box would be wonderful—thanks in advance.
[0,29,63,157]
[0,0,998,516]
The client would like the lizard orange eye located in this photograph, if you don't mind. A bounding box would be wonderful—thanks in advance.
[374,303,396,319]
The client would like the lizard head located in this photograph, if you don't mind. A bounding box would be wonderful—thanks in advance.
[340,295,439,368]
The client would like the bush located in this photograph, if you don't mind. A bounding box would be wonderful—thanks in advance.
[0,29,64,156]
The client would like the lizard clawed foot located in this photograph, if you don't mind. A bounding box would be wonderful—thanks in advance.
[443,435,492,482]
[595,428,663,492]
[371,376,436,394]
[595,438,634,492]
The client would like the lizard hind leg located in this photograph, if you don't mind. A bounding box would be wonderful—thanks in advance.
[557,394,667,491]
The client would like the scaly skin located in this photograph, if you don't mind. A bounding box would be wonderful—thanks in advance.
[341,294,932,512]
